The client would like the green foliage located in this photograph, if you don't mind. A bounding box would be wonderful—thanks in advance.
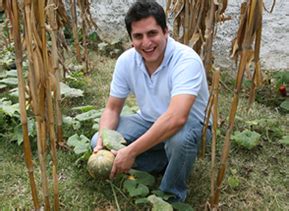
[279,136,289,146]
[72,105,96,112]
[245,118,284,141]
[134,197,150,204]
[272,71,289,88]
[123,179,150,197]
[0,45,15,69]
[67,134,91,154]
[280,100,289,112]
[121,105,138,115]
[6,69,18,77]
[0,84,6,89]
[0,110,21,142]
[147,195,173,211]
[12,118,36,145]
[88,32,101,43]
[75,109,101,121]
[232,129,261,149]
[65,70,87,90]
[0,77,18,86]
[102,129,127,151]
[0,98,19,117]
[118,169,193,209]
[129,169,155,187]
[227,176,240,189]
[227,169,240,189]
[172,202,195,211]
[151,190,175,201]
[0,69,18,91]
[60,82,84,98]
[62,108,102,140]
[242,79,252,90]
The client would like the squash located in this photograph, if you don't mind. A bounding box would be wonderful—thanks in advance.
[87,150,115,179]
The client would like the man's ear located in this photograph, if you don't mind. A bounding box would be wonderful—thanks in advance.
[131,43,134,47]
[164,27,169,37]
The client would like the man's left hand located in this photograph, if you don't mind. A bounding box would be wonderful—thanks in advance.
[110,146,136,179]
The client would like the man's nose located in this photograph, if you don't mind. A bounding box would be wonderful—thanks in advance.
[142,35,152,47]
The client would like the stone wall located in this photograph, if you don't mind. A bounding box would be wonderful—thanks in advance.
[89,0,289,70]
[213,0,289,70]
[90,0,166,44]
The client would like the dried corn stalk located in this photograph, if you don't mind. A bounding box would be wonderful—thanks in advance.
[230,0,263,109]
[167,0,230,80]
[7,0,40,209]
[69,0,81,62]
[200,69,220,159]
[77,0,98,72]
[4,0,71,209]
[212,0,264,208]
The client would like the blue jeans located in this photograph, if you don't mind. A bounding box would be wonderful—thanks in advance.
[91,112,211,202]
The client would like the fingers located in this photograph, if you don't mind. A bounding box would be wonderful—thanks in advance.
[109,149,131,179]
[110,149,117,156]
[93,145,103,153]
[110,164,116,179]
[109,163,129,179]
[109,150,117,179]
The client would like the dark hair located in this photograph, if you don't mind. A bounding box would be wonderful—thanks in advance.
[125,0,167,38]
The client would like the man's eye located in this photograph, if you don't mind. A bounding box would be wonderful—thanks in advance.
[148,31,157,37]
[133,34,142,39]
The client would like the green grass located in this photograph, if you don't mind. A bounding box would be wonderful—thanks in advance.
[1,46,289,209]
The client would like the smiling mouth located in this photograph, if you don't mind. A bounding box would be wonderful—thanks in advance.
[143,47,156,55]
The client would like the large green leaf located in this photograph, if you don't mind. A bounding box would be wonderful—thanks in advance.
[129,169,155,187]
[0,98,19,117]
[172,202,194,211]
[0,71,7,78]
[6,69,18,77]
[101,128,126,151]
[151,190,175,201]
[75,110,101,122]
[232,129,261,150]
[63,116,81,130]
[0,77,18,85]
[10,118,35,145]
[9,87,29,98]
[0,84,7,89]
[72,105,96,112]
[279,136,289,146]
[60,82,83,98]
[67,134,91,154]
[123,179,149,197]
[227,176,240,189]
[92,122,99,130]
[280,100,289,111]
[121,105,135,115]
[134,197,150,205]
[147,195,173,211]
[245,118,278,129]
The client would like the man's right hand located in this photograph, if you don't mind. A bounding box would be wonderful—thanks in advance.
[93,138,103,153]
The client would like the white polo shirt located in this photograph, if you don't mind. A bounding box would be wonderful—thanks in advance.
[110,37,209,123]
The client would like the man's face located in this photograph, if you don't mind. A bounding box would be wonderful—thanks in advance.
[131,16,168,71]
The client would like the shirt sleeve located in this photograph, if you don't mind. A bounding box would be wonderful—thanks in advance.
[110,56,130,98]
[171,58,204,97]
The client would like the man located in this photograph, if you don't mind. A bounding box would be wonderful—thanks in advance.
[91,0,211,202]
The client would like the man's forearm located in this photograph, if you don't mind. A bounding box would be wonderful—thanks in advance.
[98,108,120,133]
